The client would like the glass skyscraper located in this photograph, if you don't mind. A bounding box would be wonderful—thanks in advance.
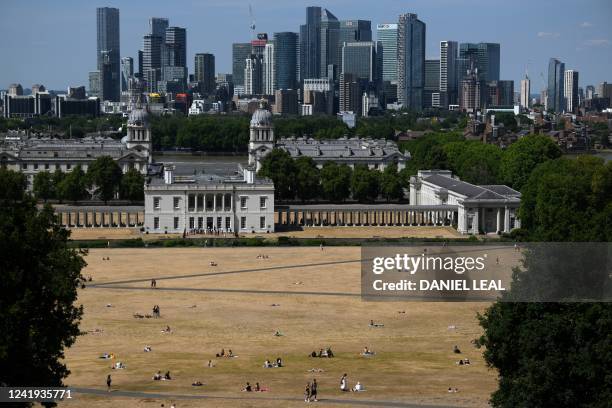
[459,42,500,82]
[376,23,398,83]
[397,13,425,110]
[194,53,215,94]
[341,41,376,82]
[440,40,458,107]
[547,58,565,113]
[96,7,120,101]
[424,59,440,108]
[120,57,133,93]
[273,32,298,90]
[232,43,251,88]
[299,6,322,80]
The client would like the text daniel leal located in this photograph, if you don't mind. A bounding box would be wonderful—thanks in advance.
[372,279,506,291]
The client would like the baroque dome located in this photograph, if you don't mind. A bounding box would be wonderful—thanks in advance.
[128,107,149,126]
[250,105,272,127]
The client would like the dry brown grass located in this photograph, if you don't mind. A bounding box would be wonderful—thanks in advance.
[61,247,502,407]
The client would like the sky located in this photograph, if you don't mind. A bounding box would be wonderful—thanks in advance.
[1,0,611,92]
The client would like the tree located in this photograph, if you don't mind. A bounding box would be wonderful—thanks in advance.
[257,149,297,200]
[57,165,87,203]
[294,157,320,202]
[120,168,145,201]
[499,135,562,190]
[380,163,404,201]
[86,156,123,203]
[320,162,352,202]
[445,141,502,184]
[351,165,380,202]
[32,171,54,201]
[0,168,86,394]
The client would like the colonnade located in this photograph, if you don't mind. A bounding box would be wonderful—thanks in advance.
[55,208,144,228]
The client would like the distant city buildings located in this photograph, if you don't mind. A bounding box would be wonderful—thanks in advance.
[547,58,565,113]
[273,32,298,91]
[520,75,531,110]
[96,7,120,102]
[397,13,425,110]
[439,41,458,108]
[424,59,440,108]
[564,69,579,113]
[194,53,215,94]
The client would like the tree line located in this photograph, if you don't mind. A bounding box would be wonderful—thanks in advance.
[32,156,144,203]
[258,150,405,203]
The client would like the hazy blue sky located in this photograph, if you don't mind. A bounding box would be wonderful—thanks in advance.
[1,0,611,91]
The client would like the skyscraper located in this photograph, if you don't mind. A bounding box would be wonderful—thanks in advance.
[143,33,163,92]
[337,20,372,77]
[232,43,251,88]
[299,6,322,80]
[273,32,298,90]
[547,58,565,113]
[439,40,458,107]
[263,43,276,95]
[341,41,376,82]
[121,57,133,93]
[96,7,120,101]
[424,59,440,108]
[339,73,361,115]
[397,13,425,110]
[150,17,169,38]
[460,65,482,112]
[194,53,215,94]
[320,9,339,77]
[520,75,531,109]
[376,24,398,83]
[459,43,500,82]
[163,26,187,86]
[564,70,579,113]
[245,54,263,95]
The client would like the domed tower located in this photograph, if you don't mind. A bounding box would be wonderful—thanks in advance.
[126,106,152,163]
[248,102,275,171]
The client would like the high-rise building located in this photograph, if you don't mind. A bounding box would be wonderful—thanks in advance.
[341,41,376,82]
[564,70,579,113]
[121,57,133,92]
[424,59,440,108]
[585,85,595,100]
[88,71,100,97]
[163,26,187,85]
[320,9,339,77]
[520,75,531,109]
[376,24,398,83]
[596,81,612,100]
[143,33,163,77]
[232,43,251,88]
[245,54,263,95]
[547,58,565,113]
[486,80,514,107]
[194,53,215,94]
[137,50,144,77]
[273,32,298,91]
[96,7,120,101]
[397,13,425,110]
[150,17,169,38]
[274,89,299,115]
[31,84,46,94]
[263,43,276,95]
[439,41,458,108]
[299,6,322,80]
[8,83,23,96]
[337,20,372,77]
[460,65,482,112]
[458,43,500,83]
[339,73,361,115]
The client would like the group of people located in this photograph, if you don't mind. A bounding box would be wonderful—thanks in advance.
[340,374,365,392]
[263,358,283,368]
[256,254,270,259]
[150,279,157,288]
[457,358,471,365]
[242,382,266,392]
[361,346,375,356]
[215,349,234,358]
[310,348,334,358]
[153,370,172,381]
[304,379,318,402]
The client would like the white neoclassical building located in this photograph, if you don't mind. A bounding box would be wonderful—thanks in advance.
[0,106,152,190]
[410,170,521,234]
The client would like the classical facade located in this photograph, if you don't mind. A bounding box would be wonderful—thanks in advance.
[248,104,409,171]
[410,170,521,234]
[0,106,152,189]
[143,163,274,234]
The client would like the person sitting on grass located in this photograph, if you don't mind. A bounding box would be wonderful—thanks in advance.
[310,351,317,358]
[263,360,272,368]
[164,371,171,380]
[255,382,261,392]
[326,347,334,358]
[192,380,203,386]
[144,345,152,352]
[453,345,461,354]
[216,349,225,358]
[153,371,162,381]
[243,382,252,392]
[207,360,215,368]
[276,357,283,367]
[352,382,365,392]
[340,374,348,392]
[228,349,234,357]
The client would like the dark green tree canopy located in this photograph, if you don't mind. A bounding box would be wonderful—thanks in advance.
[320,162,352,202]
[257,149,297,200]
[120,168,145,202]
[0,168,86,392]
[86,156,123,203]
[294,157,320,202]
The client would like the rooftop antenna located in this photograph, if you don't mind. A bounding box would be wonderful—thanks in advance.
[249,4,256,40]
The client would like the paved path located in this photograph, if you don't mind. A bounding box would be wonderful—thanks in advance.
[72,387,457,407]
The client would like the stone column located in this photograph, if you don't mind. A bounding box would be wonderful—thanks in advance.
[504,206,511,233]
[496,208,502,233]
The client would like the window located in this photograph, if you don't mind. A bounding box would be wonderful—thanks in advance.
[153,217,160,229]
[22,163,27,170]
[260,216,266,229]
[225,217,231,230]
[44,163,49,170]
[217,217,222,229]
[153,197,161,209]
[260,196,267,209]
[174,217,179,229]
[189,217,194,229]
[33,163,38,170]
[66,164,71,170]
[240,196,248,209]
[55,164,60,170]
[240,216,246,229]
[173,197,180,209]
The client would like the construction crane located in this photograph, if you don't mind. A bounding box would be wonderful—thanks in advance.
[249,4,256,40]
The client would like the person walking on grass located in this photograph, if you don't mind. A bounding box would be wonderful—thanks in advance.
[310,378,318,401]
[106,374,112,392]
[304,382,311,402]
